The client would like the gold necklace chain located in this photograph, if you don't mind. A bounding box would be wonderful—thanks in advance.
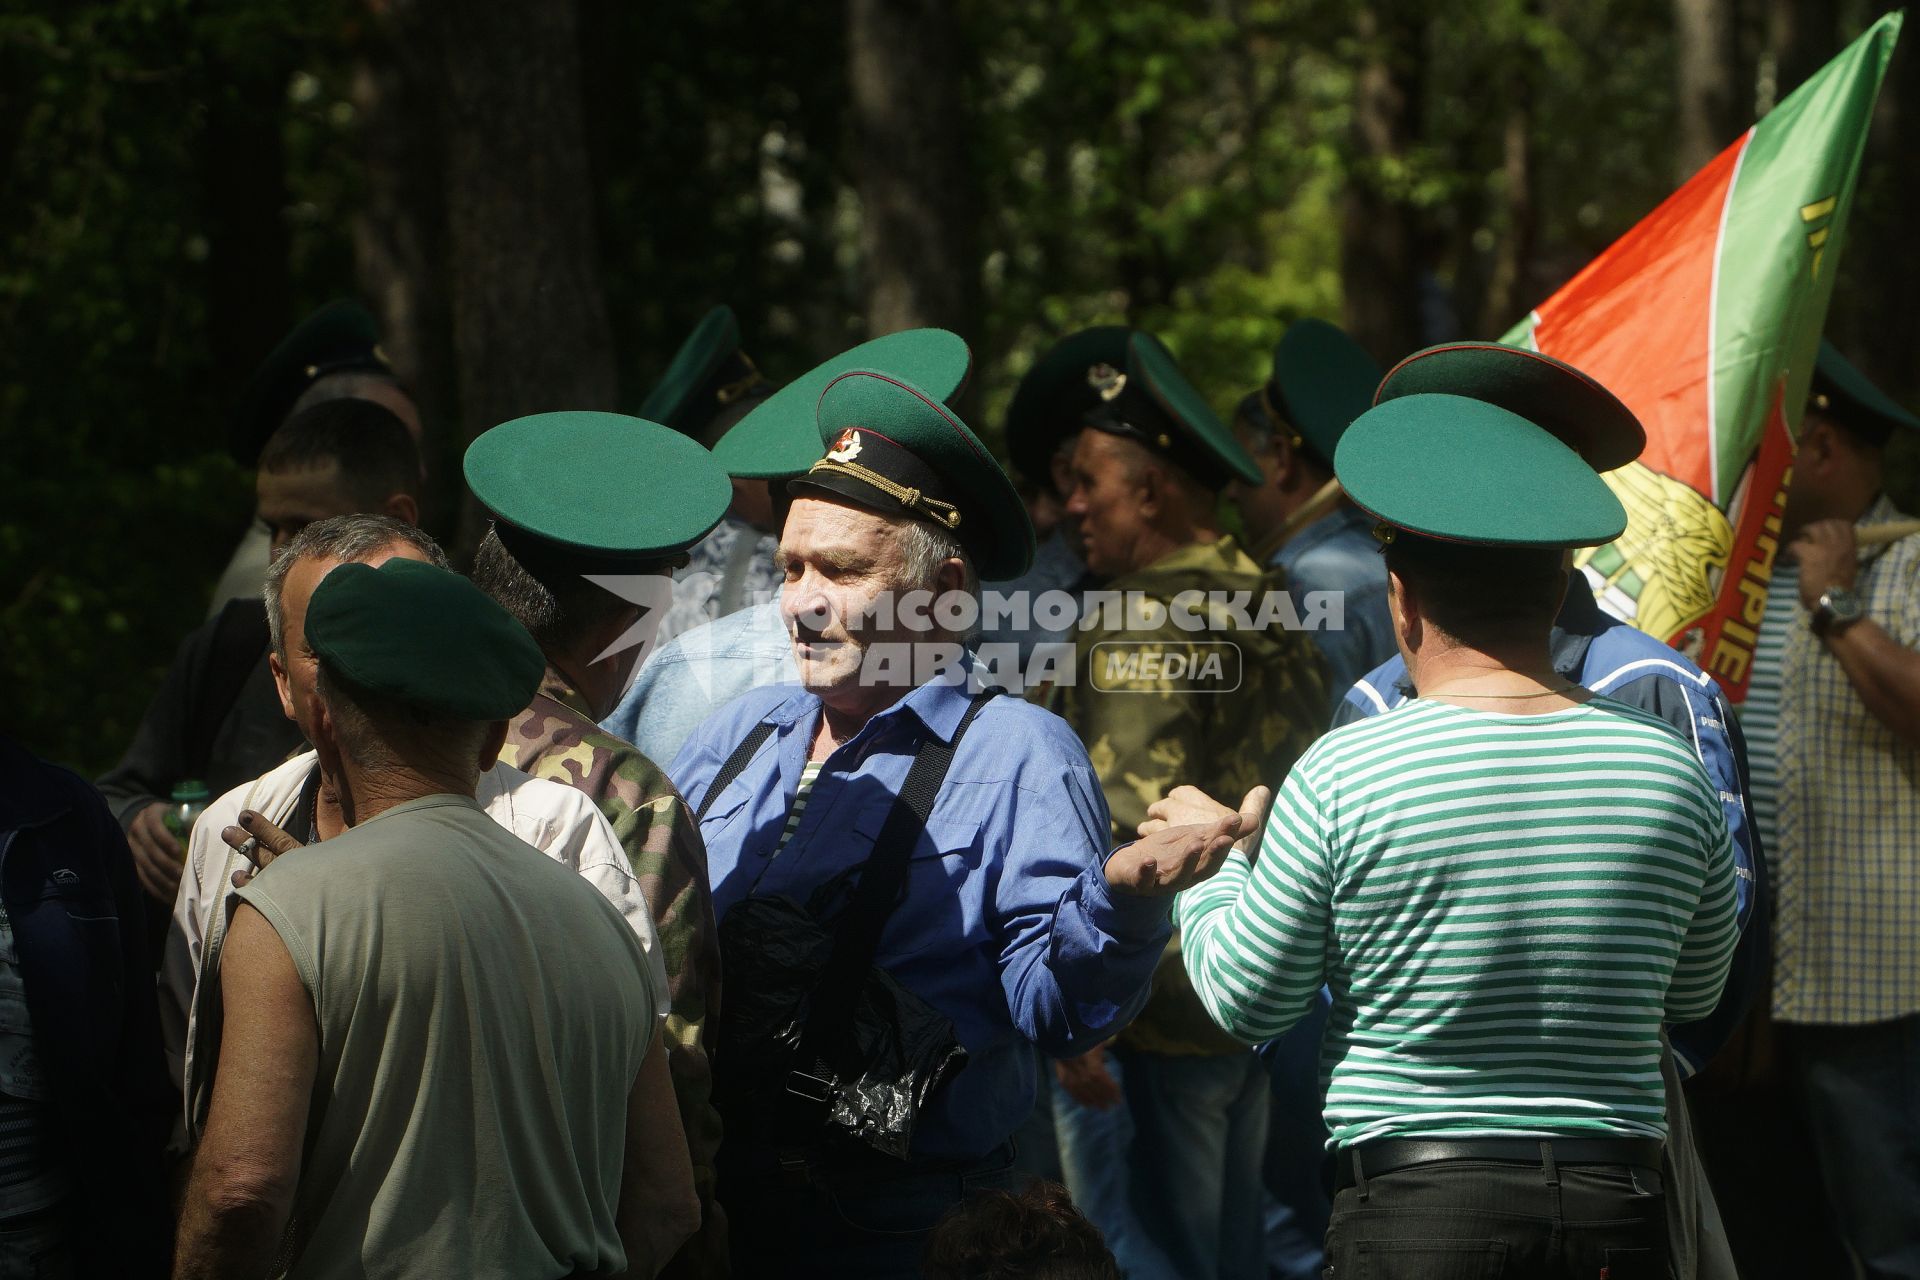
[1420,682,1582,701]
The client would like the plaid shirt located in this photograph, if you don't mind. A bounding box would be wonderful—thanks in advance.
[1767,494,1920,1024]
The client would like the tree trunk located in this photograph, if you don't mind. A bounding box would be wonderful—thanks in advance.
[200,49,293,404]
[847,0,977,342]
[1674,0,1740,179]
[381,0,618,559]
[1847,2,1920,415]
[1339,5,1426,364]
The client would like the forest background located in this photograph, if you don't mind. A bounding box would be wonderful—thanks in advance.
[3,0,1916,772]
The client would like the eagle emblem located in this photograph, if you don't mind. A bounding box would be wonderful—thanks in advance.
[1088,363,1127,402]
[826,428,863,462]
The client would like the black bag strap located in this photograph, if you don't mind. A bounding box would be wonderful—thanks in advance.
[695,721,776,822]
[187,598,272,780]
[802,690,994,1074]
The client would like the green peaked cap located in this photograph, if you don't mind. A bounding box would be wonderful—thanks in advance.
[1811,339,1920,443]
[639,305,768,439]
[712,329,971,479]
[1375,342,1645,473]
[1004,326,1133,487]
[789,369,1036,580]
[306,558,546,720]
[1085,331,1262,490]
[1336,393,1628,548]
[1263,318,1382,464]
[230,299,390,465]
[464,411,731,564]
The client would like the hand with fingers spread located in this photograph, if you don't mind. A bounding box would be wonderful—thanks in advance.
[1103,786,1268,896]
[225,810,306,889]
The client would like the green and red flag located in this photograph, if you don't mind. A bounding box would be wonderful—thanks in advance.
[1503,12,1903,700]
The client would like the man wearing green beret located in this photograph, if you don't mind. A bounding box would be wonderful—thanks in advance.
[669,363,1254,1276]
[161,514,669,1165]
[1744,340,1920,1275]
[1229,318,1397,700]
[175,558,697,1278]
[1171,391,1738,1275]
[466,409,734,1278]
[100,399,423,956]
[1049,331,1328,1279]
[643,305,786,647]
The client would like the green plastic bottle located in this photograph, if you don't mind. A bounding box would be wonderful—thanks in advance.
[162,780,212,846]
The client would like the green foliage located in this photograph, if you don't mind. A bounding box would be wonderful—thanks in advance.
[3,0,1913,774]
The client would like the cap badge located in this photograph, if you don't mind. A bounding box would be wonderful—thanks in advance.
[1088,363,1128,402]
[826,428,863,462]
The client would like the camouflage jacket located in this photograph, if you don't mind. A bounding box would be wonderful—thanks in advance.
[500,670,725,1203]
[1051,535,1327,1055]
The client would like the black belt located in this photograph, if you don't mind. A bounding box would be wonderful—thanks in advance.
[1333,1137,1663,1192]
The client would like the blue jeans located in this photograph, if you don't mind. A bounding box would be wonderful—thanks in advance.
[1259,1002,1332,1280]
[720,1142,1018,1278]
[1116,1048,1270,1280]
[1790,1013,1920,1279]
[1050,1054,1174,1278]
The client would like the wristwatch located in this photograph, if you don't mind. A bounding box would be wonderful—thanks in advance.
[1812,586,1865,637]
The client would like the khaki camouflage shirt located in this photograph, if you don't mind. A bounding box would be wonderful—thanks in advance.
[1051,535,1327,1055]
[500,670,724,1195]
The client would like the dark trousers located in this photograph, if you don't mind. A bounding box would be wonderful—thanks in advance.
[719,1141,1017,1279]
[1788,1013,1920,1280]
[1324,1150,1667,1279]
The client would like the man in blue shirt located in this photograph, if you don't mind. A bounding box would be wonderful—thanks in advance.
[671,353,1251,1277]
[603,329,971,762]
[1228,319,1399,703]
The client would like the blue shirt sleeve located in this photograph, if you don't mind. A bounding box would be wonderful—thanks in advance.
[991,754,1170,1055]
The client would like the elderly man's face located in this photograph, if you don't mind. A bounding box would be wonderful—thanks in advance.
[257,461,367,560]
[271,541,434,740]
[1064,428,1154,578]
[777,496,929,711]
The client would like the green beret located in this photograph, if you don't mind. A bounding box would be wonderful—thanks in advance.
[1336,394,1627,548]
[1375,341,1644,473]
[788,370,1035,580]
[464,411,731,567]
[1004,326,1132,488]
[1249,319,1382,466]
[1810,340,1920,445]
[1084,331,1262,490]
[639,305,768,441]
[712,329,971,479]
[230,300,391,465]
[307,558,545,720]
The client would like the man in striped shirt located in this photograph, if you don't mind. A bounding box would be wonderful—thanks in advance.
[1176,389,1739,1276]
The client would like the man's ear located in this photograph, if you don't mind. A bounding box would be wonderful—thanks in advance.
[477,720,510,773]
[385,492,421,527]
[311,698,347,789]
[934,556,966,600]
[269,650,296,722]
[1387,566,1421,652]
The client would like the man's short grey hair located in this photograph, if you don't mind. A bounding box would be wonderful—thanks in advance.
[263,514,447,658]
[896,518,979,644]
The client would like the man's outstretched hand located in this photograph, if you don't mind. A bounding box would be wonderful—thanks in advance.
[1104,786,1270,896]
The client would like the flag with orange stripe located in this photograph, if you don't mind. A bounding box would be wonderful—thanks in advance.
[1503,13,1902,700]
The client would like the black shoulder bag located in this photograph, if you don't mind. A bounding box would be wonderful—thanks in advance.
[698,692,991,1160]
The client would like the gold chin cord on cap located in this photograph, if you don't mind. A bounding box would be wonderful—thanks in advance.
[716,353,767,406]
[807,458,964,530]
